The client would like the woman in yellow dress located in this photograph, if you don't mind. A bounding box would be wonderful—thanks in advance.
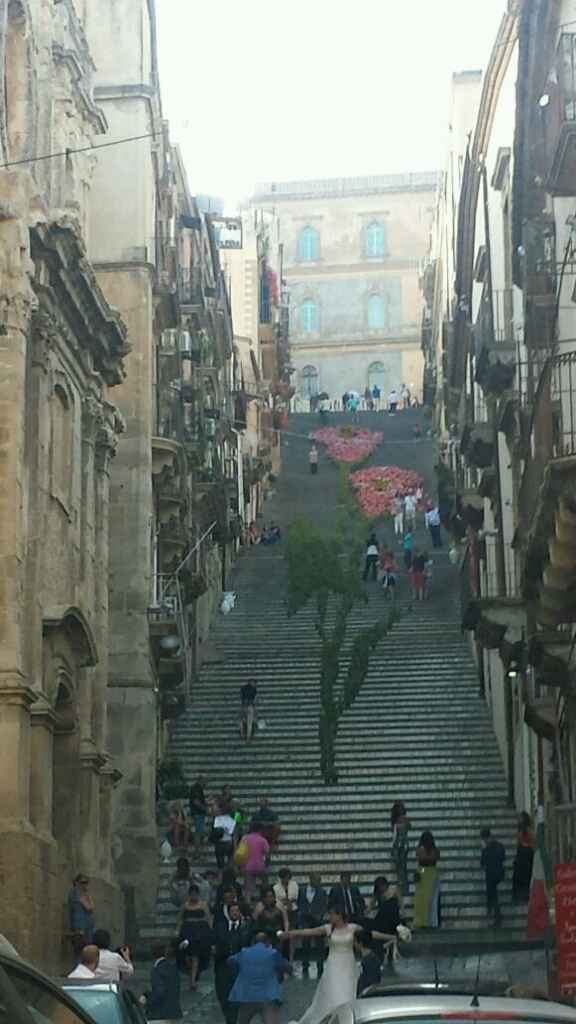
[413,830,441,928]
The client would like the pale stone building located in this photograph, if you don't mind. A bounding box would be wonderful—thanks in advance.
[221,209,288,523]
[253,174,437,405]
[0,0,127,967]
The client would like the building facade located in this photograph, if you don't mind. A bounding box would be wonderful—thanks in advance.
[426,0,576,865]
[0,0,127,968]
[222,208,290,524]
[253,174,437,405]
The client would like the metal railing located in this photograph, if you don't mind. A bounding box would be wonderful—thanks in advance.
[478,567,519,601]
[493,288,514,343]
[178,266,204,307]
[518,349,576,532]
[558,33,576,122]
[151,522,217,705]
[550,802,576,864]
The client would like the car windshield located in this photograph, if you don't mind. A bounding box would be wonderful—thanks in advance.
[1,964,91,1024]
[63,989,123,1024]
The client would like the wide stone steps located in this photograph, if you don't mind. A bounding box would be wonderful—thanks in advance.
[152,423,528,941]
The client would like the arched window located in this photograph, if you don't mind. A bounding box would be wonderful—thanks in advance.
[368,361,386,392]
[366,221,386,258]
[367,294,387,330]
[298,226,320,262]
[300,299,319,334]
[301,365,319,398]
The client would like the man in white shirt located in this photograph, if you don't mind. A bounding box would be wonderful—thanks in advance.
[388,389,398,414]
[93,929,134,981]
[392,496,404,539]
[404,492,417,529]
[425,504,443,549]
[68,945,99,978]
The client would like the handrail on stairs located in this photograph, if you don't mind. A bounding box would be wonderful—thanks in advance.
[152,521,217,706]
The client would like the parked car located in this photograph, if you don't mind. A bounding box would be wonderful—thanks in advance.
[321,990,576,1024]
[0,950,96,1024]
[59,978,148,1024]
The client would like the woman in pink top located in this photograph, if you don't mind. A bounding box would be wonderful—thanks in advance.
[242,830,270,903]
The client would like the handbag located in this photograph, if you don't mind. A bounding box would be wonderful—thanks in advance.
[233,839,249,867]
[210,827,224,844]
[413,869,422,884]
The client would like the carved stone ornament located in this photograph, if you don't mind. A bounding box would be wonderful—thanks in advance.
[30,309,60,371]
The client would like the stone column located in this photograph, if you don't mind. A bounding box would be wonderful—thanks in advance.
[99,765,122,880]
[78,742,106,874]
[0,685,37,821]
[0,171,36,826]
[29,699,56,836]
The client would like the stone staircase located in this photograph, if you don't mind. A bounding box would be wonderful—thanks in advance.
[150,548,526,941]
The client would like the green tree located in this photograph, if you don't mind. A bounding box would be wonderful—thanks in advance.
[285,471,398,784]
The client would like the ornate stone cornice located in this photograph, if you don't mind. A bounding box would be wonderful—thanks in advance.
[52,44,107,133]
[30,695,58,730]
[0,683,38,710]
[30,221,129,386]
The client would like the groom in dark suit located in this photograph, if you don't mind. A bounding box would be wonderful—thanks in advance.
[297,872,328,977]
[328,871,365,922]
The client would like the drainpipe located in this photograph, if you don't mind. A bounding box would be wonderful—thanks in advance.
[505,673,516,807]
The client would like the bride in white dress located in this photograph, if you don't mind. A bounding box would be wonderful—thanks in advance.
[282,910,395,1024]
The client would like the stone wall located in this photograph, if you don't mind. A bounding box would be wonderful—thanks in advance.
[0,0,127,970]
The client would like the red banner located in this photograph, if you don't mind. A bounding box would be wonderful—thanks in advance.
[555,863,576,994]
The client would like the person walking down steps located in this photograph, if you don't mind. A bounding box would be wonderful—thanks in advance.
[308,445,319,475]
[363,533,380,582]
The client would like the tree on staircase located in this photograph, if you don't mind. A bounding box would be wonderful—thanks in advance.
[286,470,398,783]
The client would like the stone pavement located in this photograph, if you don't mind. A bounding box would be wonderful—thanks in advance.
[135,949,549,1022]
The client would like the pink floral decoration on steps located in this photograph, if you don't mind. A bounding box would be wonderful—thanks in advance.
[350,465,424,519]
[309,427,383,464]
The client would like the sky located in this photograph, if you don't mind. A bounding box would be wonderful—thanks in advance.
[157,0,506,211]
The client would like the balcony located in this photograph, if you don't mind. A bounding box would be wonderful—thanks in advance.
[551,803,576,864]
[158,516,188,552]
[518,351,576,622]
[178,266,204,309]
[546,34,576,196]
[148,573,192,711]
[152,436,181,478]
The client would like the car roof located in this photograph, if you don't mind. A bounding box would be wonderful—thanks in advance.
[59,978,121,991]
[350,995,576,1024]
[0,952,97,1024]
[361,983,512,999]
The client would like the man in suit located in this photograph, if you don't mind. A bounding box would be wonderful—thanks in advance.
[213,903,254,1024]
[227,930,292,1024]
[329,871,365,922]
[297,872,328,978]
[354,930,382,996]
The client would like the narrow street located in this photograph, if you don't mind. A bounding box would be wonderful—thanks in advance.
[2,0,573,1013]
[146,407,546,1020]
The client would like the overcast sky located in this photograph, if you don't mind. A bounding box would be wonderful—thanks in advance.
[157,0,507,210]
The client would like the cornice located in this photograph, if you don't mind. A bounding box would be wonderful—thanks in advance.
[52,45,107,134]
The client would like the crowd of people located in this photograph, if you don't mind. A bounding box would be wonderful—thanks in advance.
[356,485,446,601]
[243,522,282,546]
[309,384,420,418]
[64,805,536,1021]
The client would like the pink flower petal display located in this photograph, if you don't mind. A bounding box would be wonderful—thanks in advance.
[350,465,424,520]
[309,427,383,464]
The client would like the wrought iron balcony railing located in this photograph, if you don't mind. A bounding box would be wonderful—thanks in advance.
[517,349,576,532]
